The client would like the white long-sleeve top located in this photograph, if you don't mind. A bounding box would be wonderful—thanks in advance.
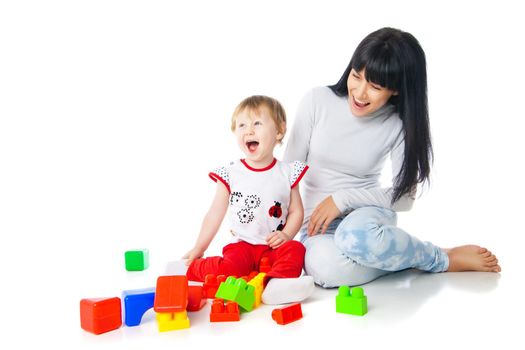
[283,87,414,230]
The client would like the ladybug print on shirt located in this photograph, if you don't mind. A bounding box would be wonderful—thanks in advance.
[268,201,283,219]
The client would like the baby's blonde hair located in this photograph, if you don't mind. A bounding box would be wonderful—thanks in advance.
[231,95,287,142]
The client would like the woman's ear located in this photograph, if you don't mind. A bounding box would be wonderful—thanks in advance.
[392,91,399,96]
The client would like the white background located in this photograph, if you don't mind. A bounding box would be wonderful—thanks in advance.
[1,0,524,349]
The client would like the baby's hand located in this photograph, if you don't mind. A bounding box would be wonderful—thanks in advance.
[182,247,205,266]
[266,231,290,249]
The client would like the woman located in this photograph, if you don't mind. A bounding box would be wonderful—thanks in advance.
[283,27,501,288]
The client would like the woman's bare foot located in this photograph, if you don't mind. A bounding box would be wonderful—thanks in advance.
[443,245,501,272]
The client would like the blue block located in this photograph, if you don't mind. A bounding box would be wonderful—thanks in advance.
[122,287,155,327]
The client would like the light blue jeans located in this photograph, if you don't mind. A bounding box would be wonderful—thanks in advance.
[300,206,449,288]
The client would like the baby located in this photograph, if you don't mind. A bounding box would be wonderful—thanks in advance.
[181,95,314,304]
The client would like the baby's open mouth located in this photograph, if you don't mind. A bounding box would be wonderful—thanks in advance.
[246,141,259,152]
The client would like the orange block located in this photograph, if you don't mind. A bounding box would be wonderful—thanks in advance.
[154,275,188,313]
[272,303,303,325]
[80,297,122,334]
[210,299,240,322]
[203,274,227,299]
[187,285,207,311]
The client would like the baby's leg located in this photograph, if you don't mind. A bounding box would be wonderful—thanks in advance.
[261,240,315,305]
[186,241,256,281]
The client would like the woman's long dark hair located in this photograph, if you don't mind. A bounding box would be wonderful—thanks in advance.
[329,27,432,204]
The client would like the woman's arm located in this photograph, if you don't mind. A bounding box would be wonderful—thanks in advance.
[332,132,415,213]
[183,181,230,264]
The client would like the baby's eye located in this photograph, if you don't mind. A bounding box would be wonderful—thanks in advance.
[238,123,245,128]
[254,121,262,126]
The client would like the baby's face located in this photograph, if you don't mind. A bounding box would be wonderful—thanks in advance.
[233,107,283,167]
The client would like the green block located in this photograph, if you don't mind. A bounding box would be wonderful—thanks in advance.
[215,277,255,312]
[336,286,367,316]
[125,249,149,271]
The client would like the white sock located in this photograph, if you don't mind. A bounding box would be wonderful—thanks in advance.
[261,276,315,305]
[164,259,189,276]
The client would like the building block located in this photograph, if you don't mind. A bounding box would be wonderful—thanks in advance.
[259,257,271,273]
[187,285,207,311]
[122,287,155,327]
[215,276,255,312]
[336,286,367,316]
[80,297,122,334]
[156,310,190,331]
[203,274,227,299]
[247,272,266,308]
[154,275,188,313]
[272,303,303,325]
[209,299,240,322]
[125,249,149,271]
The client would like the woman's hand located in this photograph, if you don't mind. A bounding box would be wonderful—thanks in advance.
[266,230,291,249]
[307,196,341,236]
[182,246,205,266]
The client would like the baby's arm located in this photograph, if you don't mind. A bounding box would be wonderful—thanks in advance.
[183,181,229,265]
[266,185,304,249]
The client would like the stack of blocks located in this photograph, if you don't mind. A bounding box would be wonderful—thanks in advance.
[154,275,190,331]
[215,276,256,312]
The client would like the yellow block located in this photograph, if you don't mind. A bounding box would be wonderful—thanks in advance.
[247,272,266,308]
[156,310,190,332]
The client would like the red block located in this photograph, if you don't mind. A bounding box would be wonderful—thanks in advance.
[187,285,207,311]
[259,257,271,273]
[272,303,303,325]
[80,297,122,335]
[210,299,240,322]
[154,275,188,313]
[203,274,227,299]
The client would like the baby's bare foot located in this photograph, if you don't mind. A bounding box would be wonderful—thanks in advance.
[444,245,501,272]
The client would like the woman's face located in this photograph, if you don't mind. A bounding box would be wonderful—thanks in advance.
[347,68,397,117]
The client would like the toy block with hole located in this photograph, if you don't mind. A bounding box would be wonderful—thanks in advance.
[156,310,190,331]
[154,275,188,313]
[258,257,271,273]
[247,272,266,308]
[125,249,149,271]
[187,285,207,311]
[336,286,367,316]
[80,297,122,334]
[122,287,155,327]
[203,274,227,299]
[210,299,240,322]
[215,276,255,312]
[272,303,303,325]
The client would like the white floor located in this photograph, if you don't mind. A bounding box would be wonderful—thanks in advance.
[14,251,517,350]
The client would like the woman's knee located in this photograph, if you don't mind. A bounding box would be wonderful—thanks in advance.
[333,206,394,256]
[303,235,360,288]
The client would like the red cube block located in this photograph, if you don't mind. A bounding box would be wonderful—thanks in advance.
[80,297,122,335]
[154,275,188,313]
[272,303,303,325]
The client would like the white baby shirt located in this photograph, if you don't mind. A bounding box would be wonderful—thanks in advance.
[209,158,308,245]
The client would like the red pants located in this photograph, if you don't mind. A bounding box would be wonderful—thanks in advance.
[186,240,305,282]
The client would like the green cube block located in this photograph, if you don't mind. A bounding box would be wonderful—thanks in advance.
[125,249,149,271]
[336,286,367,316]
[215,277,255,312]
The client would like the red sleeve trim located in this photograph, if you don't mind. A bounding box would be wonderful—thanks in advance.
[291,165,309,189]
[208,172,231,193]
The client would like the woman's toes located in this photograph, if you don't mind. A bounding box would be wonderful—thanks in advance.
[478,247,488,254]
